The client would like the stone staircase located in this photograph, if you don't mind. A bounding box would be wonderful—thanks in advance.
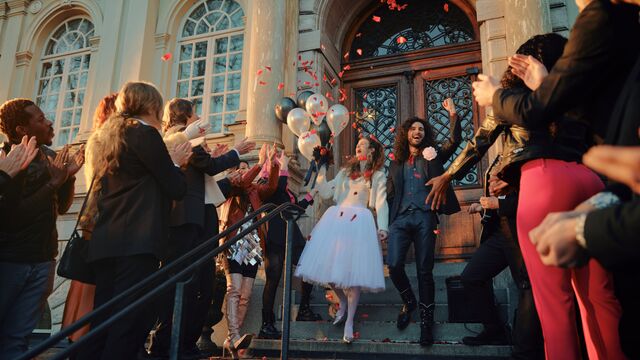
[213,262,517,359]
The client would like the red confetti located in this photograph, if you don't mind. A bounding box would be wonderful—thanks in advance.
[356,49,363,56]
[161,53,172,61]
[382,337,391,343]
[372,15,381,22]
[257,69,263,76]
[343,51,350,60]
[389,126,395,133]
[356,32,362,38]
[330,78,338,86]
[277,82,284,90]
[310,129,317,135]
[338,71,345,78]
[343,65,351,71]
[434,229,441,235]
[259,81,267,86]
[298,54,302,61]
[354,331,361,339]
[363,93,368,100]
[323,74,327,82]
[361,313,369,319]
[304,81,311,86]
[339,88,347,102]
[265,66,272,72]
[397,36,407,44]
[388,153,396,160]
[444,3,449,12]
[414,173,422,179]
[325,92,335,101]
[350,214,357,221]
[352,123,357,129]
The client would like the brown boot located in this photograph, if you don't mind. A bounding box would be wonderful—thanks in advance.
[234,276,255,349]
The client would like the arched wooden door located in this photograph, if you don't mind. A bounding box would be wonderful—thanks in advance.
[340,0,485,260]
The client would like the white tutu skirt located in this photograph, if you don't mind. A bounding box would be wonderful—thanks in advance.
[295,205,385,292]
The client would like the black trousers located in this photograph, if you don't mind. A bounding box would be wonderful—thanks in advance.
[262,241,311,316]
[153,220,216,353]
[387,209,438,305]
[77,255,159,360]
[460,230,543,360]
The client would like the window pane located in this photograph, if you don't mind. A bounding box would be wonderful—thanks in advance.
[193,98,203,115]
[224,113,237,125]
[61,110,73,127]
[69,56,82,72]
[205,12,222,27]
[190,4,206,20]
[215,38,228,55]
[212,75,225,93]
[195,42,208,58]
[209,114,222,133]
[54,60,65,75]
[214,56,227,73]
[191,79,205,96]
[230,9,244,28]
[79,72,88,88]
[177,81,189,97]
[221,0,240,14]
[179,63,191,79]
[51,77,62,93]
[229,53,242,71]
[183,19,196,37]
[228,73,241,91]
[42,62,53,77]
[193,60,206,77]
[67,74,78,89]
[225,93,239,111]
[210,95,224,113]
[57,129,70,146]
[38,79,50,96]
[74,109,82,125]
[196,21,209,35]
[64,92,76,108]
[76,91,85,107]
[82,54,91,69]
[229,35,243,51]
[45,95,58,112]
[71,127,79,142]
[67,19,81,31]
[180,44,193,61]
[215,16,229,31]
[206,0,223,11]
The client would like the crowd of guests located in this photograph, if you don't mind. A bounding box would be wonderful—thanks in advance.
[0,0,638,359]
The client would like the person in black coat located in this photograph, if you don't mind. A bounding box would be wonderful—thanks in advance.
[149,98,255,358]
[385,98,461,346]
[77,82,191,360]
[258,151,321,340]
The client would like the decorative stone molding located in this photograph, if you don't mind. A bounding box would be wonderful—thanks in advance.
[15,50,32,67]
[89,35,100,52]
[6,0,30,17]
[154,33,170,50]
[28,0,43,14]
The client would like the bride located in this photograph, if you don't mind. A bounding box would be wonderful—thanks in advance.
[295,135,389,343]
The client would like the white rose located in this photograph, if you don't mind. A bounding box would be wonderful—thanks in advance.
[422,146,437,161]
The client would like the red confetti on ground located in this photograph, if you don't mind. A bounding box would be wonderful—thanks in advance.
[372,15,381,22]
[277,82,284,90]
[356,49,363,56]
[382,337,391,343]
[314,82,320,87]
[434,229,441,235]
[259,81,267,86]
[444,3,449,12]
[354,332,361,339]
[161,53,172,61]
[323,74,327,82]
[397,36,407,44]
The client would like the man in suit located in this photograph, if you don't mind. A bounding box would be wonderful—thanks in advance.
[386,99,461,346]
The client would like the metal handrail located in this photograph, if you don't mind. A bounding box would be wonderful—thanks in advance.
[19,202,305,360]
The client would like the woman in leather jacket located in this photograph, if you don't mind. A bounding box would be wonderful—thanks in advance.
[428,33,625,360]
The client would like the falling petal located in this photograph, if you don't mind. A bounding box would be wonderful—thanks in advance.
[390,126,395,133]
[354,331,361,339]
[361,313,369,319]
[397,36,407,44]
[389,153,396,160]
[343,51,350,59]
[372,15,381,22]
[356,48,363,56]
[161,53,172,61]
[277,82,285,90]
[343,65,351,71]
[257,69,263,76]
[434,229,441,235]
[338,71,345,78]
[259,81,267,86]
[444,3,449,12]
[265,66,272,72]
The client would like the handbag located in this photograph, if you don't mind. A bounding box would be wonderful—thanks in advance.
[57,177,96,284]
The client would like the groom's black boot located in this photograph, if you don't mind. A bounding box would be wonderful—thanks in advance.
[419,302,435,346]
[397,288,417,330]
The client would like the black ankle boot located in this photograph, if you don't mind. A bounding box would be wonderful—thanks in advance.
[419,302,434,346]
[296,303,322,321]
[258,310,281,339]
[462,324,509,346]
[397,288,417,330]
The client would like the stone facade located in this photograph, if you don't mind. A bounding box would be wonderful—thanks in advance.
[0,0,578,333]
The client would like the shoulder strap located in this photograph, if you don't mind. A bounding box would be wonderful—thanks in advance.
[71,176,96,234]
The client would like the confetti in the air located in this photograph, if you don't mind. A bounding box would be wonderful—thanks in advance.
[397,36,407,44]
[258,81,267,86]
[444,3,449,12]
[356,49,363,56]
[277,82,284,90]
[372,15,381,22]
[161,53,172,61]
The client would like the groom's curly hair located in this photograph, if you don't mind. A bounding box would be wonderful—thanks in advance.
[501,33,567,90]
[392,117,436,163]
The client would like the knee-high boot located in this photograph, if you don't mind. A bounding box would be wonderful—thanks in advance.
[223,274,251,358]
[236,276,255,329]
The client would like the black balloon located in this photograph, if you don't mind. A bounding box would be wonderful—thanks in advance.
[296,90,314,109]
[312,119,331,146]
[274,97,297,123]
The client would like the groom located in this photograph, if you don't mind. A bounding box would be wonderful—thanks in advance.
[386,99,461,346]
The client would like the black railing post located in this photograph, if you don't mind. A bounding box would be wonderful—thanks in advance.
[280,207,302,360]
[169,281,187,360]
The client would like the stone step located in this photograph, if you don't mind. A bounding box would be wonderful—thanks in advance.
[249,339,511,359]
[301,303,509,323]
[276,321,491,342]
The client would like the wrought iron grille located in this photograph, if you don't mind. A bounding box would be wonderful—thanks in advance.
[354,86,398,173]
[425,75,478,186]
[350,0,474,60]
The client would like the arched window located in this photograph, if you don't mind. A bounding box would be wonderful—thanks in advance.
[175,0,245,134]
[35,18,94,147]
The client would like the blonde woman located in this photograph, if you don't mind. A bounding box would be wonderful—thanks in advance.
[77,82,191,360]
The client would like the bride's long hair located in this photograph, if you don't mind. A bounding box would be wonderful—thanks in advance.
[343,135,385,181]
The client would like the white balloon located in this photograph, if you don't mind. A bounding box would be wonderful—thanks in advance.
[297,131,321,161]
[305,93,329,125]
[286,108,312,137]
[326,104,350,137]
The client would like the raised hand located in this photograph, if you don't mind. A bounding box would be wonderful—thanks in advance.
[472,74,501,107]
[258,143,268,165]
[268,143,278,163]
[508,54,548,91]
[66,144,85,177]
[442,98,457,116]
[209,143,229,158]
[234,137,256,155]
[277,150,290,171]
[425,173,452,210]
[48,146,70,188]
[227,170,242,186]
[1,136,38,177]
[170,142,193,167]
[184,118,210,140]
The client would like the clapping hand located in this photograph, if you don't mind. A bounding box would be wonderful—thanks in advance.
[170,142,193,167]
[0,135,38,177]
[209,143,229,158]
[234,137,256,155]
[472,74,502,107]
[258,143,268,166]
[47,146,70,188]
[66,144,85,177]
[277,149,290,171]
[508,54,548,91]
[479,196,499,210]
[184,118,210,140]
